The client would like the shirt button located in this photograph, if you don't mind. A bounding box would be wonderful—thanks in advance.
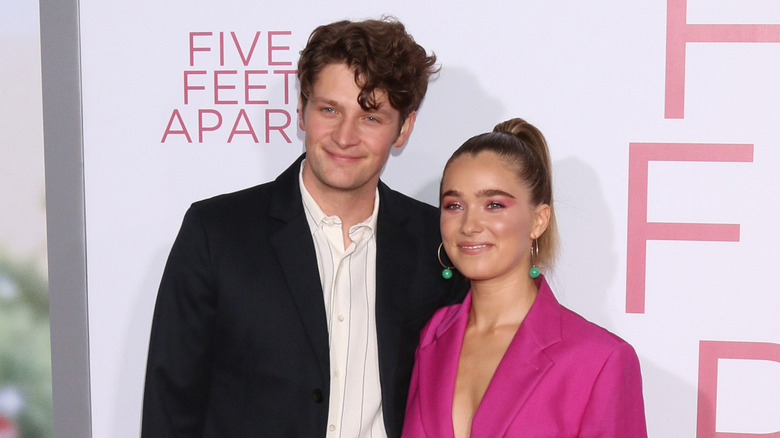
[334,368,340,377]
[312,389,323,403]
[338,314,345,322]
[329,424,336,432]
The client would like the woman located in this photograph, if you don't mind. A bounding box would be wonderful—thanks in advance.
[402,118,647,437]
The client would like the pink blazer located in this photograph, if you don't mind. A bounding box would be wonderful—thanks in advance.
[402,277,647,437]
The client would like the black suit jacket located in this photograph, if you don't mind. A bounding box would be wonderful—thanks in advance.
[142,155,466,437]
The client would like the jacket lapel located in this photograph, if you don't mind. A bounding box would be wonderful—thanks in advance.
[374,182,416,434]
[268,155,330,381]
[470,277,562,437]
[415,295,472,438]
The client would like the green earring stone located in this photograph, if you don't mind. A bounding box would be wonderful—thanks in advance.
[442,268,453,279]
[529,267,540,278]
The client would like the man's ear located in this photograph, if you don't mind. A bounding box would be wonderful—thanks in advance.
[297,97,306,131]
[531,204,551,239]
[393,111,417,148]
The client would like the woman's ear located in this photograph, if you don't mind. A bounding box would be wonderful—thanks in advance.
[531,204,551,239]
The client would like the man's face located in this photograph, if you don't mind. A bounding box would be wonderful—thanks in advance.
[298,63,415,199]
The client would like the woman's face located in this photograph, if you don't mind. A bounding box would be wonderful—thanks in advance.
[440,151,548,283]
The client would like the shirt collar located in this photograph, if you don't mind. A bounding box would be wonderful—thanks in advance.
[299,160,379,236]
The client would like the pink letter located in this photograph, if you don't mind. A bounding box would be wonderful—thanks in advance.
[626,143,753,313]
[265,109,292,143]
[231,31,261,66]
[268,31,293,66]
[228,109,259,143]
[161,109,192,143]
[213,70,238,104]
[274,70,297,104]
[219,31,225,66]
[189,32,212,67]
[244,70,269,104]
[198,109,222,143]
[183,71,207,105]
[665,0,780,119]
[697,341,780,437]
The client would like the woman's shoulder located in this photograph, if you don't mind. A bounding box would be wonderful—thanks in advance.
[417,300,467,347]
[535,279,629,349]
[554,303,639,363]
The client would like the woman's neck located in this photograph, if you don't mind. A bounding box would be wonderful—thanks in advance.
[468,273,539,332]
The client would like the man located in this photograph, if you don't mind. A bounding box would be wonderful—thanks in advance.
[142,18,465,437]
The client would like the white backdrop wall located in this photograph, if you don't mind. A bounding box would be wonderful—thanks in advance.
[76,1,780,436]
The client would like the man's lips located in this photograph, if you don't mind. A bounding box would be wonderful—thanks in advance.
[325,149,362,161]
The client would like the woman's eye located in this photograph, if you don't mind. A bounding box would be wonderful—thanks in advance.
[487,201,504,209]
[442,202,461,210]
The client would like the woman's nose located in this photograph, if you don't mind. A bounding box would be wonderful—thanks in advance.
[460,209,482,234]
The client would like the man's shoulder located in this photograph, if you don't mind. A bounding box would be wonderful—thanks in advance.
[192,182,274,210]
[184,180,286,230]
[191,155,302,215]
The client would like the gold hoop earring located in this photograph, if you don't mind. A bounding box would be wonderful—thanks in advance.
[438,242,454,280]
[529,239,540,278]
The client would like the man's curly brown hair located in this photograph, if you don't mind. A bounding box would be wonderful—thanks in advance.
[297,17,438,123]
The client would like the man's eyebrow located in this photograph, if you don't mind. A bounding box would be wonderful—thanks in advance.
[366,102,393,113]
[308,96,394,116]
[308,96,340,107]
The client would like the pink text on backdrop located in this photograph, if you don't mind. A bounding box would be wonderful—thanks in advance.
[625,143,753,313]
[161,108,292,143]
[189,31,294,66]
[182,70,297,105]
[665,0,780,119]
[162,31,297,144]
[697,341,780,437]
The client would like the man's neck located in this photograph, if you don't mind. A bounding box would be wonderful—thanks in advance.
[320,189,376,249]
[300,171,378,233]
[315,185,377,227]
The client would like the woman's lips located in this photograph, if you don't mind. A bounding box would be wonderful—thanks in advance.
[457,243,492,254]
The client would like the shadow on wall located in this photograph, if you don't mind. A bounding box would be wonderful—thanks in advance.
[552,156,618,322]
[396,66,505,206]
[553,156,698,437]
[642,354,699,437]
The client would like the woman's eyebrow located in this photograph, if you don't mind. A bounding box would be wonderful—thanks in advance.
[440,188,515,199]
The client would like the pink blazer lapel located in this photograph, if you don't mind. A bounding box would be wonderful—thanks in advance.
[414,294,472,438]
[412,278,563,438]
[470,279,563,438]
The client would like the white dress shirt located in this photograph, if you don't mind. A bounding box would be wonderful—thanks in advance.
[299,163,387,438]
